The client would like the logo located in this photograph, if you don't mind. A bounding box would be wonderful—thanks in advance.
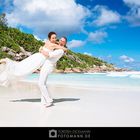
[49,129,57,138]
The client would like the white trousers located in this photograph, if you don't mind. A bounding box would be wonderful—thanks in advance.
[38,60,54,104]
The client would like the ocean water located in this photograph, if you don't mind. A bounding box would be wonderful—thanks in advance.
[25,72,140,89]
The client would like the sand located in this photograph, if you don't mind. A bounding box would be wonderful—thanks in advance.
[0,80,140,127]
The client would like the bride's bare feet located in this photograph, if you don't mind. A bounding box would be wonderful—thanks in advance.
[0,59,6,64]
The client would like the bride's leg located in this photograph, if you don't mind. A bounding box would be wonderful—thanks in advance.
[38,60,54,107]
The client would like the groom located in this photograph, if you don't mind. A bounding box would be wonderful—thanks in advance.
[38,37,67,107]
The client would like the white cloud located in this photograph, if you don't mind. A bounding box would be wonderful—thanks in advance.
[88,30,108,44]
[68,30,108,48]
[123,0,140,6]
[6,0,90,38]
[125,12,140,26]
[92,5,121,26]
[120,55,135,63]
[84,52,92,56]
[123,0,140,26]
[68,40,85,48]
[34,35,42,41]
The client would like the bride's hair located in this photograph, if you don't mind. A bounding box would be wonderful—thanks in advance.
[48,31,57,40]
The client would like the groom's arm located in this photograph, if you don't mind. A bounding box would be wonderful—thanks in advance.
[40,49,64,58]
[48,49,64,58]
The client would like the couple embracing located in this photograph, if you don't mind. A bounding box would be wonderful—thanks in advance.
[0,31,68,107]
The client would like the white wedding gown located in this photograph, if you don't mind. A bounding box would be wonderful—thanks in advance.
[0,48,50,87]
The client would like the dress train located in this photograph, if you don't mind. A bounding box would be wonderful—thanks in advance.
[0,52,46,87]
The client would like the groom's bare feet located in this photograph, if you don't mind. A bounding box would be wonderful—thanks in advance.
[47,98,53,103]
[45,102,53,107]
[41,96,53,104]
[0,59,6,64]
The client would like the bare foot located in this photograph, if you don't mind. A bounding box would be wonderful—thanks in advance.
[41,96,53,104]
[47,98,53,103]
[0,59,6,64]
[45,102,53,107]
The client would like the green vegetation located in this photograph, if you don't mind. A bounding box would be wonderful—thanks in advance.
[0,13,8,29]
[0,27,44,53]
[0,13,44,59]
[56,50,113,70]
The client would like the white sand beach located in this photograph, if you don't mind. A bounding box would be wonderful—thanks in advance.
[0,77,140,127]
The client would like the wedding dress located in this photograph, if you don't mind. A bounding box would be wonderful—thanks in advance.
[0,47,51,87]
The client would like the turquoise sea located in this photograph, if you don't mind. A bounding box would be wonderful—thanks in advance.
[26,72,140,89]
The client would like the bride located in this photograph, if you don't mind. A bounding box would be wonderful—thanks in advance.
[0,32,67,87]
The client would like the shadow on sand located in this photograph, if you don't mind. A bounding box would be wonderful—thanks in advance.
[11,98,80,103]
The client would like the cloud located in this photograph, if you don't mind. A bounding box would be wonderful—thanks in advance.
[84,52,92,56]
[92,5,121,26]
[87,30,108,44]
[34,35,42,41]
[123,0,140,26]
[120,55,135,63]
[68,40,85,48]
[68,29,108,48]
[6,0,90,38]
[123,0,140,6]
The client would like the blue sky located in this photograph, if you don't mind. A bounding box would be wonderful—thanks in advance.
[0,0,140,70]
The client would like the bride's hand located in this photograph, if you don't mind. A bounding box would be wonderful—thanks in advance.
[39,46,43,52]
[40,48,49,58]
[53,45,68,52]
